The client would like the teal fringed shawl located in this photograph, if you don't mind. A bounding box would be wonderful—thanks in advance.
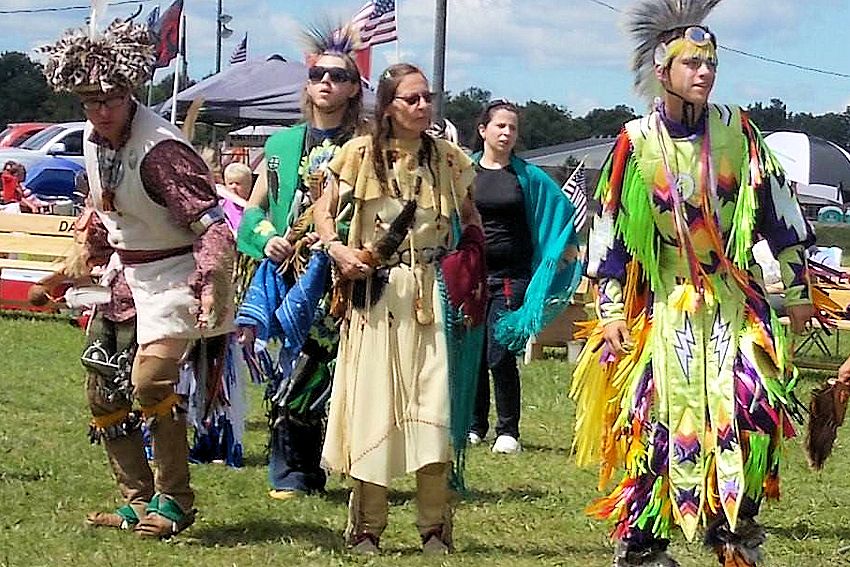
[439,213,485,492]
[473,154,583,352]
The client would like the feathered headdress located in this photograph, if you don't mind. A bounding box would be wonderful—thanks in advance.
[41,18,155,94]
[300,21,361,68]
[627,0,723,101]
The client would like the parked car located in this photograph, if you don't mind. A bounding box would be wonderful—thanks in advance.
[0,122,86,170]
[0,122,53,148]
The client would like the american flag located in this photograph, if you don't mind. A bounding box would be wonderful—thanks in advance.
[229,33,248,65]
[561,161,588,232]
[352,0,397,47]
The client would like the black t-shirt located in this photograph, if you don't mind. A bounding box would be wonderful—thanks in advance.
[473,164,533,278]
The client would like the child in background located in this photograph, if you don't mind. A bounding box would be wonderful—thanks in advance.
[218,162,253,233]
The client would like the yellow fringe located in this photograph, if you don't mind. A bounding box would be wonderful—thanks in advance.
[571,261,652,486]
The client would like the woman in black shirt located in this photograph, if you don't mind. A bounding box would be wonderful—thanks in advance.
[470,101,533,454]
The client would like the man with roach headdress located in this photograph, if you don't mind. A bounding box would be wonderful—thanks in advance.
[569,1,819,566]
[235,23,364,500]
[41,17,235,538]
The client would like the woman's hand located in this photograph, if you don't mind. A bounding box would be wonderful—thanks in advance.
[328,242,373,280]
[602,320,632,356]
[302,232,321,247]
[264,236,294,263]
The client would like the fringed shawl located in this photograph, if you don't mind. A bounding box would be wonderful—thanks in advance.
[474,153,583,352]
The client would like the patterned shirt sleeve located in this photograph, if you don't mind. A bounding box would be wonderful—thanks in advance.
[140,140,235,297]
[85,211,113,266]
[743,115,814,304]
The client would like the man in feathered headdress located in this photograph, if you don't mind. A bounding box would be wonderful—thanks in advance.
[41,17,235,538]
[235,23,363,501]
[570,1,817,565]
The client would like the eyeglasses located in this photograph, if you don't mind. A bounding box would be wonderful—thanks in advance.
[394,92,434,106]
[308,66,354,83]
[81,95,127,112]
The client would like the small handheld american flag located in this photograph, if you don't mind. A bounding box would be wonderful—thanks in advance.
[561,161,587,232]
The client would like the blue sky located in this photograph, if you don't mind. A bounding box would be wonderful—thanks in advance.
[1,0,848,116]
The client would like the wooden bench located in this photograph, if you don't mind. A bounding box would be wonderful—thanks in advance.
[0,212,76,311]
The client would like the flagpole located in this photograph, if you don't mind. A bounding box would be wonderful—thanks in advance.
[432,0,447,122]
[146,74,155,107]
[395,0,401,63]
[170,13,186,124]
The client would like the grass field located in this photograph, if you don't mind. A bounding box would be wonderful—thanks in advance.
[2,317,850,567]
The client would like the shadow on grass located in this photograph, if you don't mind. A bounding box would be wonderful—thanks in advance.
[372,542,606,559]
[191,518,609,559]
[191,519,343,550]
[459,541,606,559]
[238,451,268,468]
[520,442,570,455]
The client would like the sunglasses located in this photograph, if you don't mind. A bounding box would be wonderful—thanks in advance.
[394,92,434,106]
[681,26,714,46]
[81,95,127,112]
[485,98,518,112]
[308,65,354,83]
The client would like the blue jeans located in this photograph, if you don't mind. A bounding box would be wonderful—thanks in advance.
[471,276,529,440]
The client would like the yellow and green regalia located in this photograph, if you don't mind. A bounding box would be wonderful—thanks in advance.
[571,102,815,544]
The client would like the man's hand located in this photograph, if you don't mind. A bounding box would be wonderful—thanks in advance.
[602,320,632,357]
[787,303,817,334]
[197,288,216,330]
[264,236,294,263]
[328,242,372,280]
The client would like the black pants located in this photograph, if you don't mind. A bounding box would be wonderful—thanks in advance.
[268,415,326,493]
[471,277,529,440]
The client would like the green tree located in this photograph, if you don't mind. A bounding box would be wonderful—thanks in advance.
[788,111,850,149]
[579,105,636,137]
[0,51,85,127]
[140,72,198,107]
[519,101,588,151]
[746,98,788,131]
[0,52,53,128]
[444,86,491,148]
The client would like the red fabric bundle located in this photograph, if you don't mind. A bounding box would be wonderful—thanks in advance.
[440,224,487,326]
